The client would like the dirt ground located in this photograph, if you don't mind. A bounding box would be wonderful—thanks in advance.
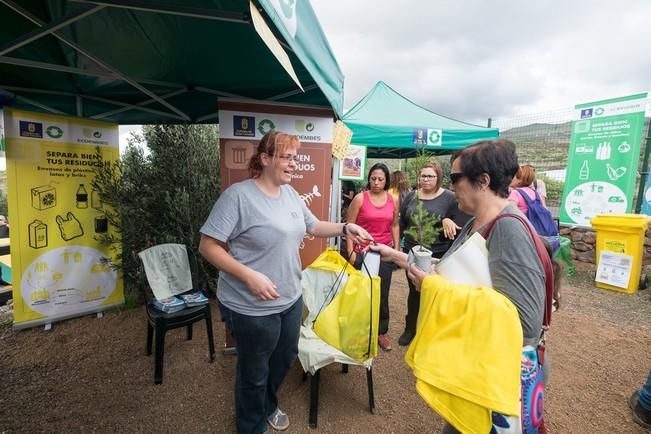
[1,262,650,433]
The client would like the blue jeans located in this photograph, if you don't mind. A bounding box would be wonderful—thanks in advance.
[640,370,651,411]
[220,298,303,434]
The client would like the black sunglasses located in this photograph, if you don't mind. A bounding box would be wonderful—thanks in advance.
[449,172,465,185]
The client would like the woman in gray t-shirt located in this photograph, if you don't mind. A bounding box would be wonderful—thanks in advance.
[199,130,370,434]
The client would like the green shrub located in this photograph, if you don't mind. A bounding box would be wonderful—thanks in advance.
[91,124,221,300]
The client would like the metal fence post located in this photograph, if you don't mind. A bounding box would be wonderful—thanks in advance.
[635,119,651,213]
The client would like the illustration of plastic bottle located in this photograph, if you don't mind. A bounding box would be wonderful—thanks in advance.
[76,184,88,208]
[579,161,589,180]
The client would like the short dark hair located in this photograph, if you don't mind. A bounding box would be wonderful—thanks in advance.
[366,163,391,191]
[456,138,519,198]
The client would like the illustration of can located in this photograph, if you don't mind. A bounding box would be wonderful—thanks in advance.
[94,215,108,233]
[28,219,48,249]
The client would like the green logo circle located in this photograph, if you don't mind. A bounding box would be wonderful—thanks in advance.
[46,126,63,139]
[258,119,276,135]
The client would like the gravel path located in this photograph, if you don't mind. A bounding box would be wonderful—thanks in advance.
[1,263,650,433]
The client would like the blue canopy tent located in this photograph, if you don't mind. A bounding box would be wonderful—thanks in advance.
[343,81,499,158]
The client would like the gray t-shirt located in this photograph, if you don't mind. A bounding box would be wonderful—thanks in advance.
[444,204,545,345]
[200,179,318,316]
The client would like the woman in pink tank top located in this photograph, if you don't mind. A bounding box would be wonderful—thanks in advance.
[346,163,399,351]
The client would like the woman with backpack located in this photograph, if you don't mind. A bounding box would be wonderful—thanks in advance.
[509,165,561,253]
[508,165,546,212]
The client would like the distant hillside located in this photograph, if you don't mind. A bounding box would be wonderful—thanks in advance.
[501,121,571,144]
[500,122,572,169]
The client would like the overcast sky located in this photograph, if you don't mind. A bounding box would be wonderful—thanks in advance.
[311,0,651,125]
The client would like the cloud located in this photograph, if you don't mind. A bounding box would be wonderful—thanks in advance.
[311,0,651,124]
[118,125,142,153]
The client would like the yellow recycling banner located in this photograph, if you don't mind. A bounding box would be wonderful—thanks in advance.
[4,110,123,329]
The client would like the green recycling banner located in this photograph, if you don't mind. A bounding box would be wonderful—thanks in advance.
[560,93,648,226]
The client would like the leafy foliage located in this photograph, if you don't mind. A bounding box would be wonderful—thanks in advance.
[403,201,441,250]
[539,174,564,204]
[0,188,7,219]
[91,124,221,300]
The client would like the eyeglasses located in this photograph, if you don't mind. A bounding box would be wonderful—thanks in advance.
[420,174,437,179]
[275,153,300,163]
[449,172,466,185]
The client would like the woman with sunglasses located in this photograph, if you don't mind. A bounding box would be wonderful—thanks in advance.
[397,160,465,347]
[199,130,371,434]
[373,139,547,433]
[346,162,400,351]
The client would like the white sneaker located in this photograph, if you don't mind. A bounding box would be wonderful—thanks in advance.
[267,408,290,431]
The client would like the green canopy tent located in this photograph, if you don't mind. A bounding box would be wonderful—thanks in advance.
[342,81,499,158]
[0,0,344,123]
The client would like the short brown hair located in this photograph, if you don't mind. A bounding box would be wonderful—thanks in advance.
[248,130,300,178]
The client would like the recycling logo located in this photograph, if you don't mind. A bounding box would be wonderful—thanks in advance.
[258,119,276,135]
[428,129,442,146]
[46,126,63,139]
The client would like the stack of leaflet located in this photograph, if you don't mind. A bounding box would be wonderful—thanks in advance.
[151,290,210,313]
[435,232,493,288]
[151,296,186,313]
[179,290,209,307]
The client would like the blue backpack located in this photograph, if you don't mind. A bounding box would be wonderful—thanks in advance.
[516,188,560,246]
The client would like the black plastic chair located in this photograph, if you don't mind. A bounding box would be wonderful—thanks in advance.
[139,244,215,384]
[305,363,375,428]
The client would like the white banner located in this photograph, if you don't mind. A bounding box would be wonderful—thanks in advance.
[219,109,333,143]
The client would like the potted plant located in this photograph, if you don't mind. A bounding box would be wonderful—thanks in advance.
[404,201,441,271]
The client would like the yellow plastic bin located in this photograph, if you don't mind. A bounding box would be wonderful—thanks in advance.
[590,214,650,294]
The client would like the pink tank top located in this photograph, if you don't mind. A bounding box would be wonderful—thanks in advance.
[355,191,395,250]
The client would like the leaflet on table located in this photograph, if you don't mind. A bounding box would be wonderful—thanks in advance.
[435,232,493,287]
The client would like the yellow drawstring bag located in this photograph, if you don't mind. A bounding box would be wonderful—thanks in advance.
[302,249,380,362]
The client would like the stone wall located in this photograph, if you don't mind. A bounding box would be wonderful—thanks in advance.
[560,225,651,265]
